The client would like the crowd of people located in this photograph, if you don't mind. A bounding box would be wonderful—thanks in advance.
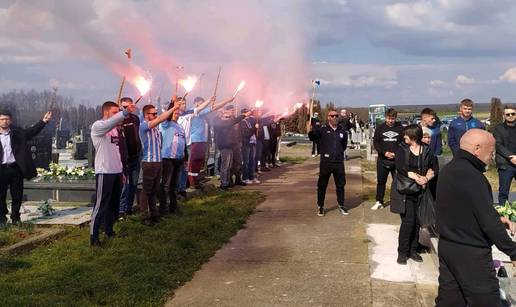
[89,95,285,245]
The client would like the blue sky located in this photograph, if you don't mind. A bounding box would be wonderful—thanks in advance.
[1,0,516,107]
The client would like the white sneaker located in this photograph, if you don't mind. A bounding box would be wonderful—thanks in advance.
[371,201,383,210]
[244,180,252,184]
[312,154,316,157]
[252,179,261,184]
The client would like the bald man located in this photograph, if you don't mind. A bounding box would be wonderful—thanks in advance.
[435,129,516,307]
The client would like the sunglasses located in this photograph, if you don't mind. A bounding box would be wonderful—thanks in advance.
[505,112,516,116]
[147,112,158,116]
[329,114,339,118]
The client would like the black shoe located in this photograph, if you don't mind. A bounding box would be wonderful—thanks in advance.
[105,231,117,238]
[219,185,230,191]
[151,216,161,224]
[397,254,408,265]
[178,191,187,198]
[235,180,247,186]
[409,253,423,262]
[11,219,22,227]
[0,220,6,229]
[338,206,349,215]
[262,167,271,172]
[317,207,325,217]
[90,237,102,246]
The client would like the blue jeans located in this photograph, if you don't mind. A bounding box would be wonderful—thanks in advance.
[242,144,256,181]
[120,159,140,214]
[498,166,516,205]
[178,146,191,192]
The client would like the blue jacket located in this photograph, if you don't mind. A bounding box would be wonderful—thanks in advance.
[447,116,484,155]
[427,121,443,156]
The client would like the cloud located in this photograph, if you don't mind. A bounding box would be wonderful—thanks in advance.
[499,67,516,83]
[313,63,398,89]
[455,74,475,85]
[429,79,446,87]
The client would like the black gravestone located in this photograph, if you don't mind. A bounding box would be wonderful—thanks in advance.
[56,130,70,149]
[74,141,88,160]
[27,132,53,169]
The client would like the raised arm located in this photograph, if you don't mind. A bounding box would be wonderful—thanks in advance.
[212,96,235,112]
[148,104,180,129]
[91,111,127,137]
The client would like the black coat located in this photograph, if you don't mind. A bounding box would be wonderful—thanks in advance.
[308,124,348,163]
[0,120,47,180]
[390,143,438,214]
[493,122,516,170]
[436,149,516,259]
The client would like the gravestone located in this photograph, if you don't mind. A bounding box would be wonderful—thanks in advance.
[56,130,70,149]
[73,141,88,160]
[27,132,52,169]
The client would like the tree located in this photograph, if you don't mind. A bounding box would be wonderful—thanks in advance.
[489,97,503,132]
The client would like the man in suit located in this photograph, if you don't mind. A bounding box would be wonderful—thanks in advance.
[0,109,52,227]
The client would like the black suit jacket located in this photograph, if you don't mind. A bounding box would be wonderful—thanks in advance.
[0,120,47,180]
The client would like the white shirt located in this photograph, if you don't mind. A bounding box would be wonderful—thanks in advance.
[0,130,16,164]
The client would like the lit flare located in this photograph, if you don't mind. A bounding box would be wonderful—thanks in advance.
[134,75,151,96]
[255,100,264,108]
[180,76,198,93]
[233,81,246,98]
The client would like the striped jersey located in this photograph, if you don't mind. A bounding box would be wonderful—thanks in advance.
[139,120,162,162]
[160,120,186,159]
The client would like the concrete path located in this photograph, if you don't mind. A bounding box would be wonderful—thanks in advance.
[166,156,436,306]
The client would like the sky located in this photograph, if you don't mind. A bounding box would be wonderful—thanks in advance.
[1,0,516,109]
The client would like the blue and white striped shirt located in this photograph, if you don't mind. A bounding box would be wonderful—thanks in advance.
[160,120,186,159]
[139,121,162,162]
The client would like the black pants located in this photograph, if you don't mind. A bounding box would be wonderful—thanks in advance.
[140,162,161,220]
[398,196,420,256]
[498,166,516,205]
[376,159,395,203]
[0,164,24,222]
[261,140,270,167]
[317,161,346,208]
[231,144,242,182]
[159,158,182,214]
[91,174,122,241]
[270,138,278,166]
[312,140,320,155]
[436,239,500,307]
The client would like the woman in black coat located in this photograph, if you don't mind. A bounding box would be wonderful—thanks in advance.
[390,124,438,265]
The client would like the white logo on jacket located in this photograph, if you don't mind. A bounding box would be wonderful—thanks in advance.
[382,130,399,141]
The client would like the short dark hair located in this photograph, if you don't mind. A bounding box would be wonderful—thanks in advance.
[421,108,436,117]
[142,104,156,115]
[120,97,133,104]
[404,124,423,144]
[504,104,515,111]
[385,108,397,118]
[102,101,119,113]
[194,97,205,103]
[0,109,12,118]
[460,98,474,107]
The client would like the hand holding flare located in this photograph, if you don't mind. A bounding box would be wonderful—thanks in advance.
[180,76,198,99]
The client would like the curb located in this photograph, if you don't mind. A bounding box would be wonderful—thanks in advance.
[0,228,66,256]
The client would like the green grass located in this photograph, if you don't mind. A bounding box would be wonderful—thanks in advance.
[0,224,36,248]
[279,156,309,164]
[0,191,265,306]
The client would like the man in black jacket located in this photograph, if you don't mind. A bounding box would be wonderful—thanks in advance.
[0,109,52,227]
[309,109,348,216]
[213,106,250,189]
[372,108,404,210]
[493,104,516,205]
[311,112,321,157]
[119,97,142,217]
[435,129,516,307]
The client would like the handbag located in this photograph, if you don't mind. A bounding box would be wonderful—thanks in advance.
[396,146,422,195]
[417,188,436,227]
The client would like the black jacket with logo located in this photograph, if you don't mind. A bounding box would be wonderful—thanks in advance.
[373,122,404,161]
[308,124,348,163]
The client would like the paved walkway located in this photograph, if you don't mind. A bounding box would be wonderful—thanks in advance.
[167,156,436,306]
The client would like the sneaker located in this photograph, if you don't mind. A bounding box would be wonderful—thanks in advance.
[338,206,349,215]
[409,253,423,262]
[243,179,252,184]
[11,219,22,227]
[312,154,316,157]
[252,179,261,184]
[371,201,383,210]
[317,207,325,217]
[397,254,408,265]
[90,237,102,246]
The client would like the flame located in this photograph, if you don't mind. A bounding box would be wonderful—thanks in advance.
[255,100,264,108]
[294,102,303,110]
[134,75,151,96]
[180,76,198,93]
[233,80,246,97]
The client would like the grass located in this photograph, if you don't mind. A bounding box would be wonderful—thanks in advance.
[0,191,265,306]
[0,223,36,248]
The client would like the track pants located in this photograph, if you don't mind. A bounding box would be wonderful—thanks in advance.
[91,174,122,242]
